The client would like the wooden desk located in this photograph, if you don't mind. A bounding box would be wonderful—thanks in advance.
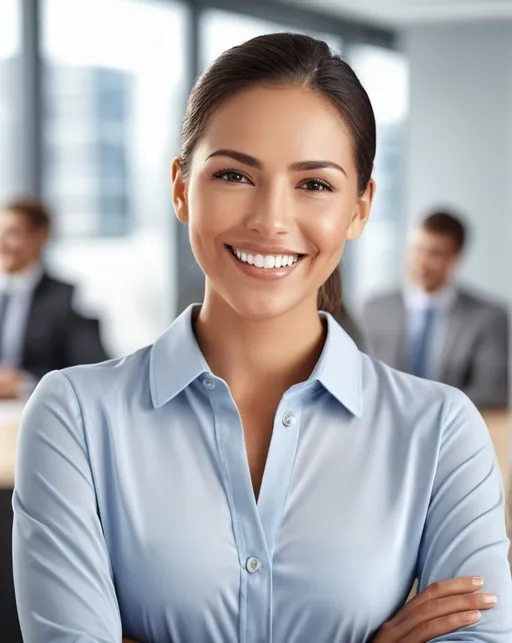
[0,402,24,490]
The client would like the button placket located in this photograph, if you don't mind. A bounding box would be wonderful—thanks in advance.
[202,376,216,391]
[246,557,262,573]
[282,411,296,427]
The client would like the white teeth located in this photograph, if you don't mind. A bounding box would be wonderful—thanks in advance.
[231,247,299,270]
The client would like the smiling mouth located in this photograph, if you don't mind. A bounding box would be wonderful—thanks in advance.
[226,245,305,270]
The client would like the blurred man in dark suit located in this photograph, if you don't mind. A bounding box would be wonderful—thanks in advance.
[0,197,108,399]
[362,210,509,410]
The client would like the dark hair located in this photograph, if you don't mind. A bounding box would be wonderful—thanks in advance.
[422,210,467,253]
[3,196,52,232]
[179,33,376,315]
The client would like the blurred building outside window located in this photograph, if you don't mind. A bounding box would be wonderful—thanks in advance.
[42,0,187,356]
[0,0,22,198]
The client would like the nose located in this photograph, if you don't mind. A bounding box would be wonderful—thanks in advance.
[244,180,292,237]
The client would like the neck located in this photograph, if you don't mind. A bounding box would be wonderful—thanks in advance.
[410,279,450,295]
[194,291,325,399]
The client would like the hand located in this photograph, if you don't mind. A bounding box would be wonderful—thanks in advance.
[372,577,497,642]
[0,366,23,399]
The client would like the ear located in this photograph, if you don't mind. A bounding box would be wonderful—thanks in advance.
[171,157,189,224]
[346,178,376,241]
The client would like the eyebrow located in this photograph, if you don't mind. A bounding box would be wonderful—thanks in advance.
[206,149,347,177]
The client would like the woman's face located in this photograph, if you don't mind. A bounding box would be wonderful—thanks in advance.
[172,84,375,321]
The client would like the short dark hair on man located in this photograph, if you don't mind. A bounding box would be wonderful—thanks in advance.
[422,210,467,253]
[3,196,52,231]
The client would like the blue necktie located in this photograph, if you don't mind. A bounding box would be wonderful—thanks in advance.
[411,306,436,379]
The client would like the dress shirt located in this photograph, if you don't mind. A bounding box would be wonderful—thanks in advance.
[0,262,43,368]
[404,284,457,380]
[12,305,512,643]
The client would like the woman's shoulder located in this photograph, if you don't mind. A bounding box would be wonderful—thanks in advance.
[360,352,483,438]
[33,343,154,408]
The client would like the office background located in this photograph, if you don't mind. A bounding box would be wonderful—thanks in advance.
[3,0,509,360]
[0,1,511,639]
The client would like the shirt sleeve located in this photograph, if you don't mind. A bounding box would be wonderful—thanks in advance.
[417,387,512,641]
[12,371,122,642]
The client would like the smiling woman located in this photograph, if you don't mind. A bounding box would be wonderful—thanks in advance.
[12,33,512,643]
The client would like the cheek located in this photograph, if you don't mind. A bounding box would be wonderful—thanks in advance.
[187,178,250,244]
[301,200,352,257]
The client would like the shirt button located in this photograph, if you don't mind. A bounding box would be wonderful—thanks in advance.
[202,377,216,391]
[282,411,296,427]
[246,557,261,573]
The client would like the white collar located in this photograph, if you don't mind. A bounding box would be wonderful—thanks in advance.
[403,283,457,311]
[0,263,44,294]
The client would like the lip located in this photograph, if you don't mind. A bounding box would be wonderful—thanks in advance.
[226,245,303,281]
[225,243,305,257]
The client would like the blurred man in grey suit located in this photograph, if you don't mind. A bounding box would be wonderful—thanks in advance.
[362,211,509,410]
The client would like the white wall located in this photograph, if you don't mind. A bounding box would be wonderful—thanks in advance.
[403,23,512,303]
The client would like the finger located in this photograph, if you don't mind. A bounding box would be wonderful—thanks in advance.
[394,594,496,640]
[391,577,484,626]
[408,610,481,643]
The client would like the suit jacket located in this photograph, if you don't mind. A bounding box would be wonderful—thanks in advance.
[21,273,109,380]
[362,287,509,410]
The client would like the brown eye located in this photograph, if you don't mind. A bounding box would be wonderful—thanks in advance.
[299,179,333,192]
[214,170,249,183]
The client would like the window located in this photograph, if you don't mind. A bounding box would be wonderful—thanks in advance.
[345,44,408,308]
[0,0,22,197]
[200,9,342,70]
[42,0,188,355]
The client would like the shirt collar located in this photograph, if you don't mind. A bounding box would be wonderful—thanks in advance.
[403,282,457,311]
[150,305,209,408]
[312,312,363,418]
[0,262,44,293]
[150,306,363,418]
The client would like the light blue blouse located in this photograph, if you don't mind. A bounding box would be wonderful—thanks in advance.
[12,306,512,642]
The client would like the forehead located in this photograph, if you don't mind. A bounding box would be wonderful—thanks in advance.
[0,209,25,225]
[0,209,32,233]
[196,84,355,167]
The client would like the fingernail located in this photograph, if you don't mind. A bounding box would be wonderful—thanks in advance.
[472,577,484,586]
[464,610,481,623]
[482,594,497,605]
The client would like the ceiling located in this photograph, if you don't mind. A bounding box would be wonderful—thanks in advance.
[279,0,512,26]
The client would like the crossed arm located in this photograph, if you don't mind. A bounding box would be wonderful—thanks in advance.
[12,375,512,642]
